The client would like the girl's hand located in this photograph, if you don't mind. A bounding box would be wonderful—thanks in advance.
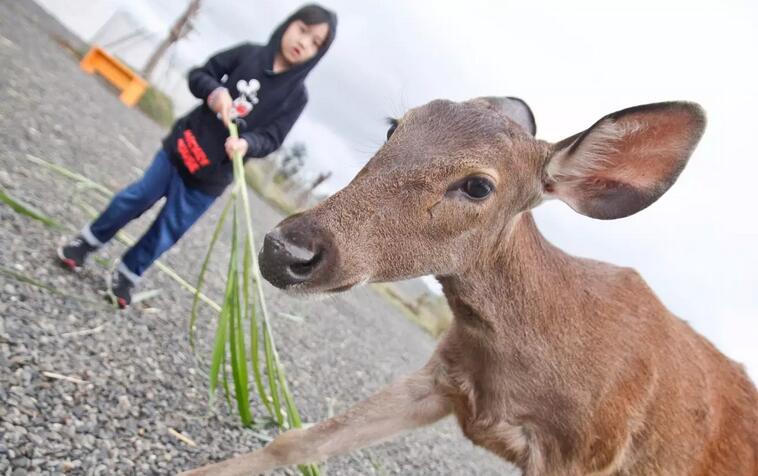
[225,137,248,160]
[208,88,233,126]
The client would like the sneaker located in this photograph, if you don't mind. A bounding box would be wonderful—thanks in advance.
[109,270,135,309]
[57,235,96,271]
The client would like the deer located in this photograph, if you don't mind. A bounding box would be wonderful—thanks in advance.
[181,98,757,475]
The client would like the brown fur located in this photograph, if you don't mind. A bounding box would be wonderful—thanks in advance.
[181,99,757,476]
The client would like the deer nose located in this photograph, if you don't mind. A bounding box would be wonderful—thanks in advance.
[259,226,328,288]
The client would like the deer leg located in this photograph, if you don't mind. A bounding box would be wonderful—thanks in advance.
[179,361,451,476]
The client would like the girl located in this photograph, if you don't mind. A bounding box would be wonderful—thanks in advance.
[58,4,337,308]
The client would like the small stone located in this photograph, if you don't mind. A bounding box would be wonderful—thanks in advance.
[0,170,12,187]
[117,395,131,412]
[79,434,95,449]
[4,284,16,295]
[26,433,43,446]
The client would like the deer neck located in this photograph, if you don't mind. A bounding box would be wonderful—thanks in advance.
[437,211,577,337]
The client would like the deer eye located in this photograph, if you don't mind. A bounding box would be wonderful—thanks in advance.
[386,118,398,141]
[461,177,494,200]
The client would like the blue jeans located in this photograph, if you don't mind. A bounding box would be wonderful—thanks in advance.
[82,149,216,281]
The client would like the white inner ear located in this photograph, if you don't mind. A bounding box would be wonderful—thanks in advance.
[546,118,641,186]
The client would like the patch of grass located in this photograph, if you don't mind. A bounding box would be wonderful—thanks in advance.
[245,164,297,215]
[0,186,63,229]
[138,86,174,129]
[371,283,453,338]
[194,123,320,476]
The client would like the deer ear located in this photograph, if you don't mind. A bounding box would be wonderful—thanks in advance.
[478,96,537,136]
[544,102,706,220]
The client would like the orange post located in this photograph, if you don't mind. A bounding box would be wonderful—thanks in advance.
[80,46,148,107]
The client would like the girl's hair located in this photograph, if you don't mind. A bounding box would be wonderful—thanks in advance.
[289,4,337,46]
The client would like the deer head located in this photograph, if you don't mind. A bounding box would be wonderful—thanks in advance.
[259,98,705,293]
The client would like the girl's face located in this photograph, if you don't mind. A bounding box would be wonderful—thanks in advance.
[280,20,329,65]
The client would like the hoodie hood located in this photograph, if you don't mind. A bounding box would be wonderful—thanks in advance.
[262,4,337,85]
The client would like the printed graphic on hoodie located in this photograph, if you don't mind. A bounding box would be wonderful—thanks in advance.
[229,79,261,121]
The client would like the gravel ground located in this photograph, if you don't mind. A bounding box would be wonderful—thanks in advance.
[0,2,517,475]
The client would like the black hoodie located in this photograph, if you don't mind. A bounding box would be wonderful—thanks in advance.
[162,9,337,196]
